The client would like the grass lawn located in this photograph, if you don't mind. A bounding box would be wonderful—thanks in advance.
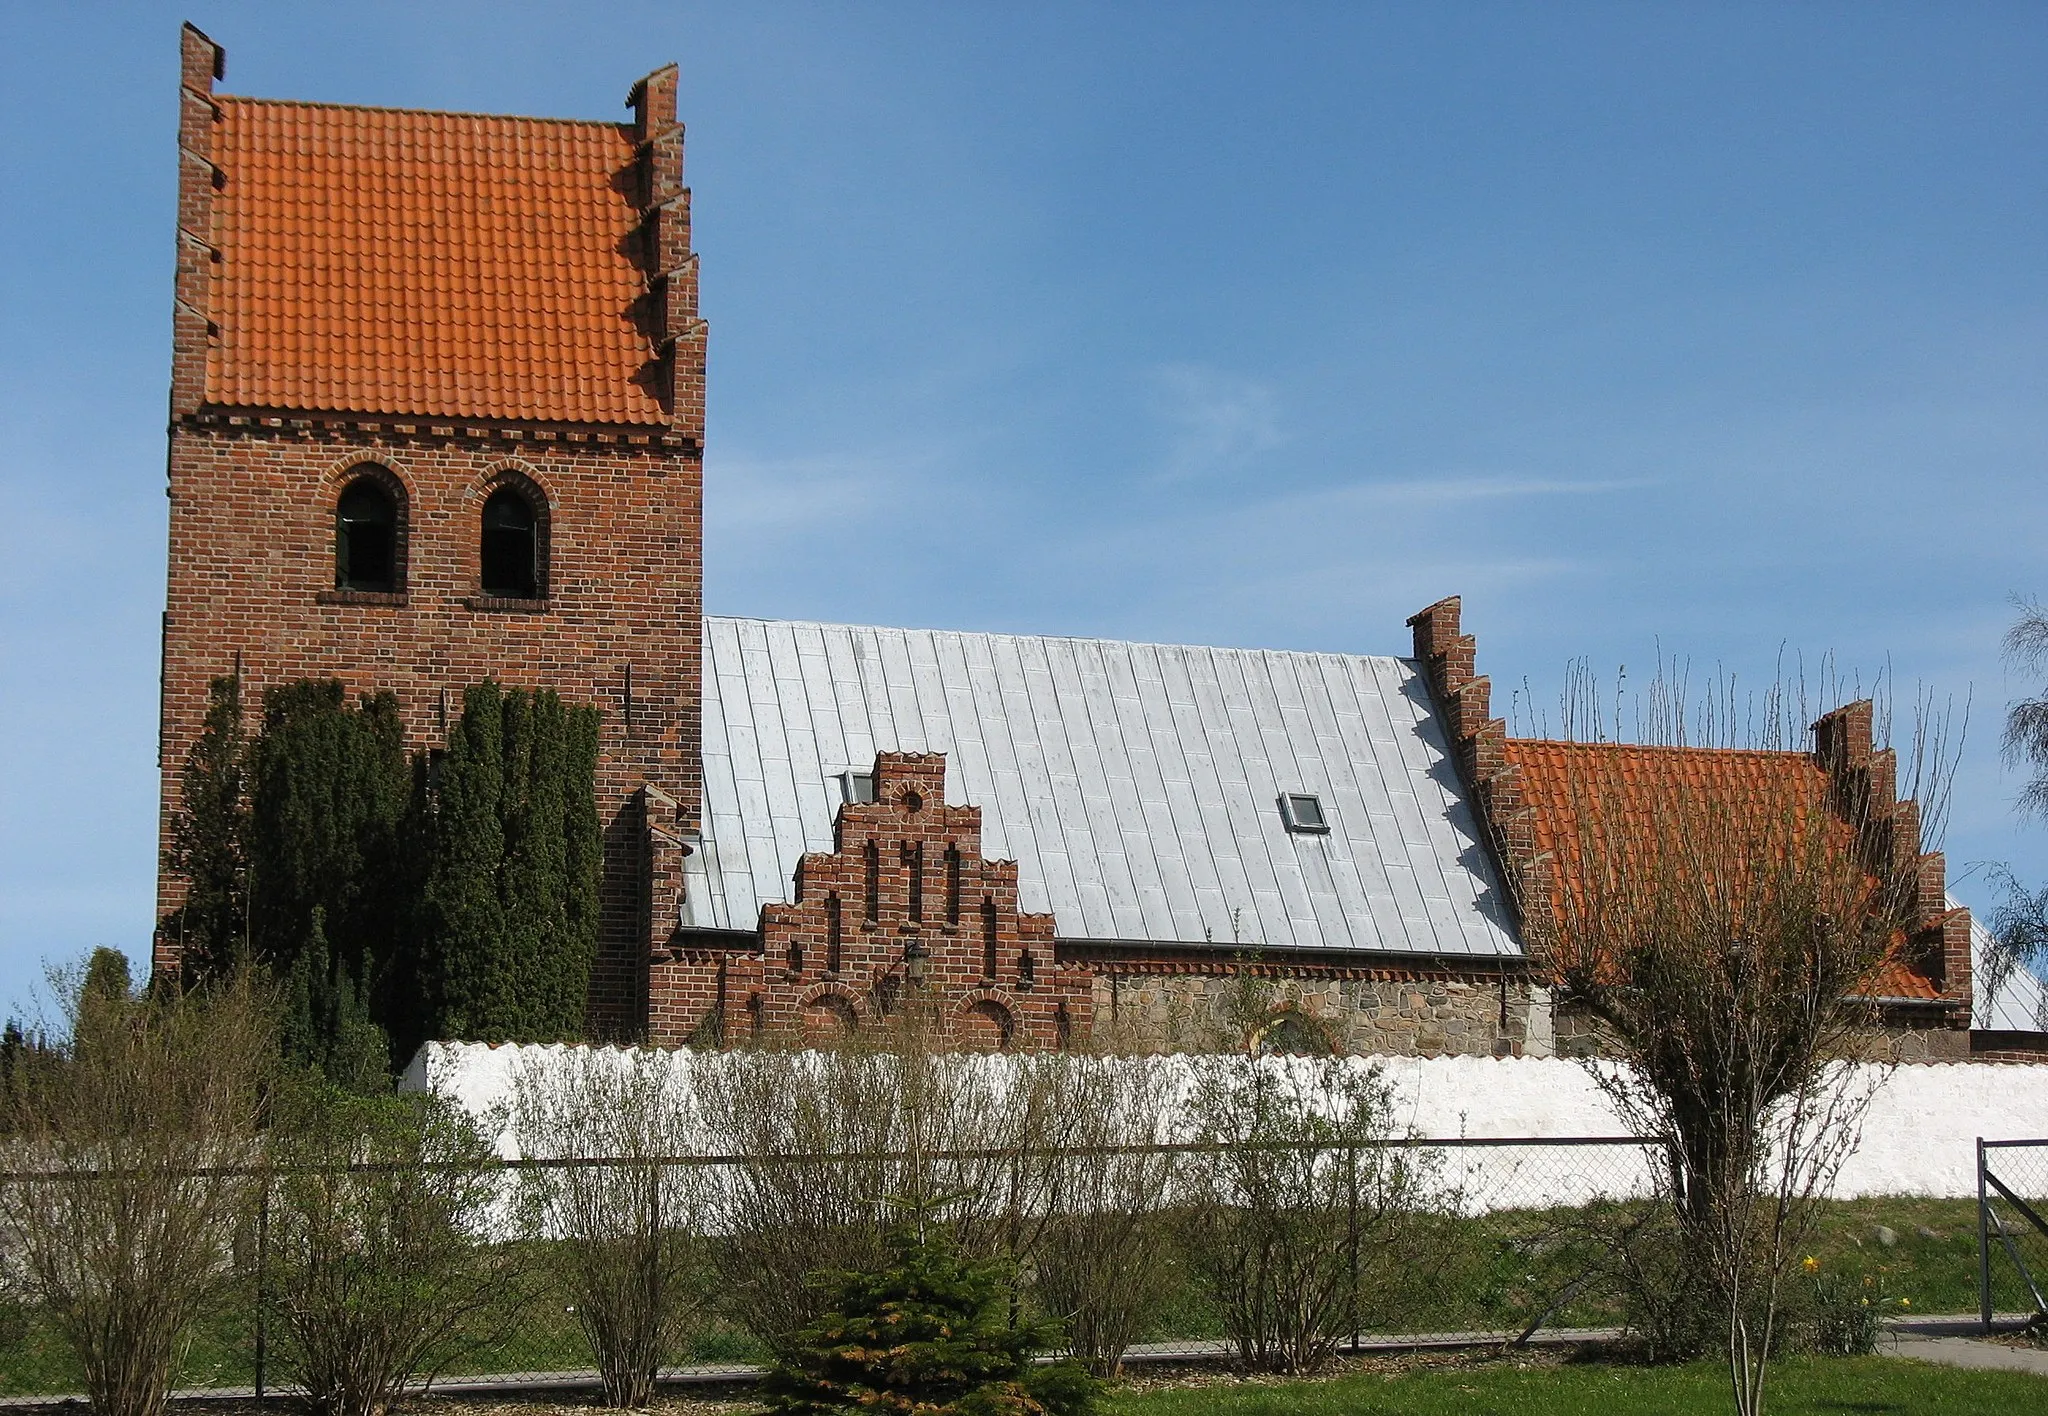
[1103,1355,2047,1416]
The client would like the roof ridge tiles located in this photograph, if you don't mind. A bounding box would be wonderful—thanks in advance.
[216,93,631,131]
[1508,738,1821,761]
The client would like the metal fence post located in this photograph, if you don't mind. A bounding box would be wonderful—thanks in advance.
[1978,1138,1993,1333]
[1346,1142,1360,1353]
[254,1168,270,1400]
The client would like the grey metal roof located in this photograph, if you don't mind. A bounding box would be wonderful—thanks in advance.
[685,617,1522,958]
[1973,908,2048,1031]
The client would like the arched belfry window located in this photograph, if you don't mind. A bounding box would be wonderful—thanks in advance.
[335,474,400,593]
[480,485,541,599]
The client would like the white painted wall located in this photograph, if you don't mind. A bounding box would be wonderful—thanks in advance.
[406,1043,2048,1205]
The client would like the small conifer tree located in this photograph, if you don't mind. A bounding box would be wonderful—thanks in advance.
[759,1201,1094,1416]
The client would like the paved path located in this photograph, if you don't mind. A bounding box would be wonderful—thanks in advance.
[3,1315,2039,1405]
[1886,1314,2048,1378]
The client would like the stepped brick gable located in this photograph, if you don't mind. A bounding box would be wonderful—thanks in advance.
[648,753,1092,1049]
[155,26,706,1036]
[1407,596,1973,1055]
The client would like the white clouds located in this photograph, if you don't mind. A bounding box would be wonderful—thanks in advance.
[1146,362,1285,481]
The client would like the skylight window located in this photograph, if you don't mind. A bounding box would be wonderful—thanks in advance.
[839,770,876,805]
[1279,792,1328,833]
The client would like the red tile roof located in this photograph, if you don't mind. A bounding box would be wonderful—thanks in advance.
[1503,739,1943,1001]
[206,97,662,426]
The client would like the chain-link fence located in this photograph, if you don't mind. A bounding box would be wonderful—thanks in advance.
[2,1134,1666,1399]
[1978,1138,2048,1327]
[6,1132,2017,1401]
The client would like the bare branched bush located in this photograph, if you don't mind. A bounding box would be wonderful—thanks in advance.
[266,1080,520,1416]
[1022,1053,1180,1377]
[513,1049,705,1407]
[1542,669,1946,1414]
[693,1014,1047,1351]
[1179,1056,1447,1375]
[0,961,272,1416]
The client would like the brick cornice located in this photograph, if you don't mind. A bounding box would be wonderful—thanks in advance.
[177,408,698,453]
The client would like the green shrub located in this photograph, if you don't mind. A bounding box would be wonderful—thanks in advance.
[1178,1057,1452,1375]
[759,1203,1093,1416]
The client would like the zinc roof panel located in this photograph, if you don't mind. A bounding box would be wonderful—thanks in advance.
[695,620,1523,957]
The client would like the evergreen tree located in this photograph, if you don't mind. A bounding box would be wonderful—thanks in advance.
[280,909,392,1095]
[245,681,412,1083]
[82,947,134,1007]
[165,673,249,983]
[422,682,600,1043]
[423,682,510,1039]
[759,1205,1094,1416]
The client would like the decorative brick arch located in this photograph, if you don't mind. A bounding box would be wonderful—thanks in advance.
[322,450,415,496]
[959,992,1018,1052]
[468,457,558,509]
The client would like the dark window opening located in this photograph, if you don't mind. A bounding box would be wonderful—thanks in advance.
[1018,949,1036,990]
[826,894,843,973]
[945,845,961,923]
[480,486,540,598]
[903,842,923,921]
[787,939,804,976]
[864,839,880,922]
[336,477,399,592]
[982,898,998,981]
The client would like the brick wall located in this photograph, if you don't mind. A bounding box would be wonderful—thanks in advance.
[646,753,1093,1049]
[154,28,705,1040]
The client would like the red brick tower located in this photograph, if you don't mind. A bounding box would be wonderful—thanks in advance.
[156,25,706,1037]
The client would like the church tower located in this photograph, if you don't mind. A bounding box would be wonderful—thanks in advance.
[156,25,706,1036]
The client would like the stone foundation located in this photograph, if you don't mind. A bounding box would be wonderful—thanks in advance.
[1086,966,1549,1058]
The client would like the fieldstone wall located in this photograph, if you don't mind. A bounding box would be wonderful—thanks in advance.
[1552,1000,1973,1063]
[1087,967,1550,1058]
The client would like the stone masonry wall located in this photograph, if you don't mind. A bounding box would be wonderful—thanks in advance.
[1088,964,1549,1058]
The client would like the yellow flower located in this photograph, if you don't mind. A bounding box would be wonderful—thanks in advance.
[1803,1256,1820,1273]
[1900,1298,1911,1308]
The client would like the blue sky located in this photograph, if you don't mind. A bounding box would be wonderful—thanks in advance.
[2,3,2044,1017]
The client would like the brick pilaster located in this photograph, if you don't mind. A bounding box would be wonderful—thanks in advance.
[629,64,706,443]
[171,24,224,419]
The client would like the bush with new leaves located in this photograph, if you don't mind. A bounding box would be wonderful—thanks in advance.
[0,956,272,1416]
[265,1079,522,1416]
